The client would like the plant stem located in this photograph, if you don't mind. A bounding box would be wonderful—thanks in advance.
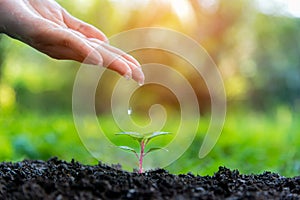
[139,140,145,173]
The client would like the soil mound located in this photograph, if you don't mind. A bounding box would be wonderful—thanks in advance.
[0,157,299,199]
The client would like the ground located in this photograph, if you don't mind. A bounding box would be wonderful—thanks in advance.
[0,157,299,199]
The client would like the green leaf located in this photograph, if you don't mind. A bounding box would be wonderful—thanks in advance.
[145,132,171,141]
[117,145,137,153]
[117,145,139,159]
[145,147,168,155]
[115,132,144,142]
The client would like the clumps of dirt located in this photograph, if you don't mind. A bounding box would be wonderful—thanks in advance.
[0,157,299,199]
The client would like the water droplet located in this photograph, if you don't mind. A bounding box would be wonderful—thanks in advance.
[128,107,132,115]
[138,81,144,86]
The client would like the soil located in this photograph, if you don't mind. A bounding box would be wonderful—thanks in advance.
[0,157,299,200]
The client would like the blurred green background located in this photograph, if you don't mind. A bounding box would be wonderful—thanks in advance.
[0,0,300,176]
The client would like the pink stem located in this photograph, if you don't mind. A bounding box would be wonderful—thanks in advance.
[139,140,145,173]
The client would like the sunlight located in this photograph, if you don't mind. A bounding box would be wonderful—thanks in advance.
[255,0,300,18]
[170,0,193,21]
[165,0,197,26]
[198,0,219,13]
[109,0,196,25]
[286,0,300,17]
[109,0,149,9]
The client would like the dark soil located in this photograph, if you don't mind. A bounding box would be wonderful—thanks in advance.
[0,158,299,200]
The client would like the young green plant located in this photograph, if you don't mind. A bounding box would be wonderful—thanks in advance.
[115,131,171,173]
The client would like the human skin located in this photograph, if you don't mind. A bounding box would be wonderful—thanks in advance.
[0,0,144,84]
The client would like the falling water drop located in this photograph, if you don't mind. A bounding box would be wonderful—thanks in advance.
[127,107,132,115]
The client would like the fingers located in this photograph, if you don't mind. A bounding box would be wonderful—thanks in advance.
[31,25,144,84]
[67,25,145,84]
[62,9,108,42]
[89,38,140,66]
[71,31,144,84]
[27,0,67,27]
[104,45,145,85]
[88,39,144,84]
[96,45,132,78]
[33,28,103,65]
[104,44,144,84]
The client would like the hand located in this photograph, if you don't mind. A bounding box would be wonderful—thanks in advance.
[0,0,144,84]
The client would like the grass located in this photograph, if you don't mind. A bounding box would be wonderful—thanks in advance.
[0,107,299,177]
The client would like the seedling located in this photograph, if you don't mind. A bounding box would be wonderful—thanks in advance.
[115,131,171,173]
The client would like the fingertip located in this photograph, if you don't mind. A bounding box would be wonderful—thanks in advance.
[106,57,133,80]
[86,25,108,43]
[132,67,145,86]
[127,54,141,67]
[96,31,109,43]
[100,35,109,44]
[138,79,144,86]
[118,56,144,85]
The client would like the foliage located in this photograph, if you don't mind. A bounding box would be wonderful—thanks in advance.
[0,111,96,164]
[0,110,300,177]
[248,14,300,110]
[116,131,170,173]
